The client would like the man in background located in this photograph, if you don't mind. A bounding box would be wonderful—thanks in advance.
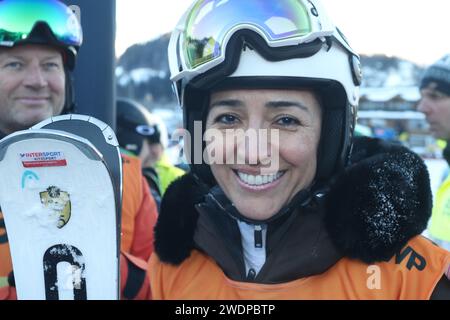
[418,54,450,251]
[117,98,185,200]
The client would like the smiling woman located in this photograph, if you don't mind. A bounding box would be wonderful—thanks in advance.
[150,0,450,300]
[206,88,322,221]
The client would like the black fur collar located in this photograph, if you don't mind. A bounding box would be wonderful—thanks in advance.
[324,137,432,263]
[154,137,432,265]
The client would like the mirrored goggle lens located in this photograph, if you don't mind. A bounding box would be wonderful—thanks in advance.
[183,0,312,69]
[0,0,82,46]
[136,125,158,137]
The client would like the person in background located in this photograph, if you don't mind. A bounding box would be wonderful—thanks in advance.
[117,98,163,208]
[418,54,450,251]
[0,0,155,300]
[116,98,184,199]
[150,0,450,299]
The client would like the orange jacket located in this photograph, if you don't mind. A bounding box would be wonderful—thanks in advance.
[150,236,450,300]
[0,154,156,300]
[120,155,157,261]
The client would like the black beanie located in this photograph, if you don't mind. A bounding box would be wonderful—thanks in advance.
[420,55,450,95]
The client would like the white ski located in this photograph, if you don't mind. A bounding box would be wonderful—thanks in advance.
[0,128,120,300]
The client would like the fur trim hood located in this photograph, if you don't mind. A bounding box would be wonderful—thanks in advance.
[324,137,432,263]
[155,137,432,266]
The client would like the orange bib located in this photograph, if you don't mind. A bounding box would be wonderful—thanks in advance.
[150,236,450,300]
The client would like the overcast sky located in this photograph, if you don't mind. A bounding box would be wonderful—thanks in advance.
[116,0,450,66]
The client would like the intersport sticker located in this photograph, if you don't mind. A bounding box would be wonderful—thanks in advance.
[20,152,67,168]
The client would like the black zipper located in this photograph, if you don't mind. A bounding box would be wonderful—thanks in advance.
[254,225,263,249]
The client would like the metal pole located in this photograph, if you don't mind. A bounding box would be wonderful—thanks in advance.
[62,0,117,130]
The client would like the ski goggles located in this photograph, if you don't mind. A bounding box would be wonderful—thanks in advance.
[0,0,82,48]
[169,0,346,82]
[136,125,162,144]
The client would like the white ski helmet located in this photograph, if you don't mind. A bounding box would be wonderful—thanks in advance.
[168,0,362,186]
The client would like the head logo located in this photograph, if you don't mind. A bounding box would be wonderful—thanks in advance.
[21,170,39,189]
[40,186,71,229]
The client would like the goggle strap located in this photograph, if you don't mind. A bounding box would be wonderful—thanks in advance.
[188,32,325,90]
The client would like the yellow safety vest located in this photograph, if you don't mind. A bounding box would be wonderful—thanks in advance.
[430,174,450,242]
[155,154,185,195]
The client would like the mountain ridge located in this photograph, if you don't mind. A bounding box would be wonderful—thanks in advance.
[117,34,426,104]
